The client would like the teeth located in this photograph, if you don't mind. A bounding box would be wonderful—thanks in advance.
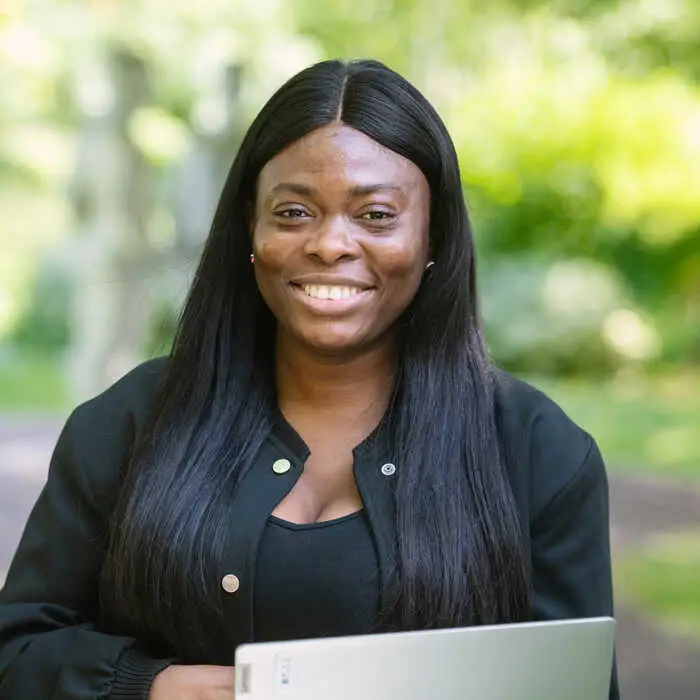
[303,285,363,300]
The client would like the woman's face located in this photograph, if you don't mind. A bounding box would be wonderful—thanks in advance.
[252,124,431,356]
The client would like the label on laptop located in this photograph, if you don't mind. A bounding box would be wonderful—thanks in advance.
[276,656,293,692]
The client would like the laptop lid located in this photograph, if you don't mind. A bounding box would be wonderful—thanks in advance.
[234,617,615,700]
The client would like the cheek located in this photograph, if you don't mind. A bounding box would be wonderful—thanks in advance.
[375,234,429,284]
[253,227,293,270]
[252,228,288,311]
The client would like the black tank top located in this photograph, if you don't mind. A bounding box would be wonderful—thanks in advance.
[253,510,380,643]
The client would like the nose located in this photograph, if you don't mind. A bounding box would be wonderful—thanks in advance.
[303,215,360,264]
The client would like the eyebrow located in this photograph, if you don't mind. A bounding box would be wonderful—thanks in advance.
[267,182,403,199]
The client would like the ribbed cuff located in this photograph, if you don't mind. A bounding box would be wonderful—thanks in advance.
[109,646,174,700]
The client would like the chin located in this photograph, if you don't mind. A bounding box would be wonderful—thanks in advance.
[304,335,364,356]
[279,318,390,358]
[296,325,375,357]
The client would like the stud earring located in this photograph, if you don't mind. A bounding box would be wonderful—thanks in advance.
[250,253,255,264]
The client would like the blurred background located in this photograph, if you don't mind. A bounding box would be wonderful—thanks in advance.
[0,0,699,696]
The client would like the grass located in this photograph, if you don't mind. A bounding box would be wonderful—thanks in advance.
[530,372,700,481]
[615,530,700,644]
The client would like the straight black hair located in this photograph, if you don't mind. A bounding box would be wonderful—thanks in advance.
[100,59,530,661]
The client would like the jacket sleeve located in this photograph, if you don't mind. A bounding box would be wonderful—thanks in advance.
[0,409,173,700]
[530,435,620,699]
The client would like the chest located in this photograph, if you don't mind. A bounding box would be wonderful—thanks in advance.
[213,434,400,661]
[271,418,372,524]
[270,445,361,523]
[253,511,380,643]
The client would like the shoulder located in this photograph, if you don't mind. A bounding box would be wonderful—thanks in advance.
[71,356,168,437]
[492,368,604,521]
[492,368,588,448]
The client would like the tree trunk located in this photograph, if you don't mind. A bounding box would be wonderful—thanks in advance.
[67,49,156,401]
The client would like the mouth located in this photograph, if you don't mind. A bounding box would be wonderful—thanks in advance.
[289,282,375,312]
[293,283,368,300]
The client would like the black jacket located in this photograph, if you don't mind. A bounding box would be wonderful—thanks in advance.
[0,358,619,699]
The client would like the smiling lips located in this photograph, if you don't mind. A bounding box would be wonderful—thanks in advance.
[302,284,364,300]
[289,281,374,311]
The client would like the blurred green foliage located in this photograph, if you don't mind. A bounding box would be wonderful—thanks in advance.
[532,372,700,479]
[0,0,698,372]
[0,351,66,411]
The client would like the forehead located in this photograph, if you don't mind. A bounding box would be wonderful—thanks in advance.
[257,124,426,194]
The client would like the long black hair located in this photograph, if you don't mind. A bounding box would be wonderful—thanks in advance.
[100,59,530,661]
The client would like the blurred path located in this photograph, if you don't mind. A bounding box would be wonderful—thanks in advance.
[1,415,700,697]
[609,475,700,699]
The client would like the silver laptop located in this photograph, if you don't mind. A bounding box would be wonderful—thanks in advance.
[234,617,615,700]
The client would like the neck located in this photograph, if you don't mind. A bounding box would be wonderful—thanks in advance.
[275,331,397,417]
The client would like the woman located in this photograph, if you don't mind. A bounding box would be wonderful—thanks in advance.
[0,59,618,699]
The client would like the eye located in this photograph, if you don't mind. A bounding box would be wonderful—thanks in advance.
[360,210,395,222]
[275,207,311,219]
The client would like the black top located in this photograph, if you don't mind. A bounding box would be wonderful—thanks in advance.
[0,358,619,699]
[253,511,380,643]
